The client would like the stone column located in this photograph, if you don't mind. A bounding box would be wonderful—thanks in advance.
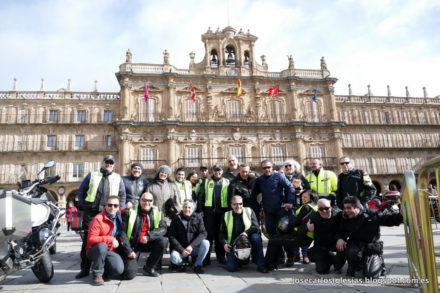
[119,134,131,174]
[167,82,176,120]
[289,85,298,120]
[120,80,131,120]
[327,84,338,121]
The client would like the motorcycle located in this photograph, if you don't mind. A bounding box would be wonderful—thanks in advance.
[0,160,63,283]
[368,191,401,212]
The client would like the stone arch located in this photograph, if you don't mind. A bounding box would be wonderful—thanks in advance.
[66,189,81,210]
[388,180,401,191]
[372,181,381,195]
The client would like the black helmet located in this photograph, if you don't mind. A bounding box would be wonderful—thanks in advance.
[232,234,251,261]
[278,215,290,233]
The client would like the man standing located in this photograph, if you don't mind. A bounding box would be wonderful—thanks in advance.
[254,160,295,237]
[119,192,168,279]
[199,164,229,264]
[336,156,376,210]
[174,167,193,205]
[168,200,210,274]
[307,199,345,274]
[227,163,260,221]
[194,165,209,211]
[336,196,402,277]
[86,196,124,286]
[220,196,268,273]
[76,155,126,279]
[306,158,338,206]
[122,162,149,209]
[223,155,240,181]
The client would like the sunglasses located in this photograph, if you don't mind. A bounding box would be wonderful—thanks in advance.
[105,160,114,165]
[232,203,243,207]
[262,166,272,170]
[107,203,119,208]
[141,198,153,203]
[318,207,330,211]
[340,162,350,165]
[285,164,292,168]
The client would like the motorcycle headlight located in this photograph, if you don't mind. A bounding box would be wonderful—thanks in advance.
[38,228,50,244]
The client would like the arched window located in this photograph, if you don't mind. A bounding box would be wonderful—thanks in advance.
[210,49,218,67]
[225,45,235,66]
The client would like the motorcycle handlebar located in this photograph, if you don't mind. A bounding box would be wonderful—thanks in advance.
[43,175,60,185]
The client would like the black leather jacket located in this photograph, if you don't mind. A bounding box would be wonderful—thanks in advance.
[122,175,149,206]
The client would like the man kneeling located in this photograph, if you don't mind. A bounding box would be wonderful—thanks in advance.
[219,196,268,273]
[86,196,124,286]
[119,192,168,279]
[169,199,210,273]
[336,196,402,278]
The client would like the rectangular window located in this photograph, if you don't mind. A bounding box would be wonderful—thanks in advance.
[106,135,112,147]
[145,99,156,122]
[73,163,84,178]
[75,135,85,147]
[104,111,112,122]
[311,145,324,159]
[47,135,56,147]
[141,147,157,169]
[77,111,86,122]
[184,99,197,120]
[307,101,320,122]
[227,100,241,120]
[363,111,370,124]
[229,146,244,163]
[271,146,285,165]
[19,109,28,123]
[269,101,281,121]
[49,110,58,122]
[383,112,391,124]
[186,146,201,167]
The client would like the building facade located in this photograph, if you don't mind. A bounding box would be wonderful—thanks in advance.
[1,26,439,207]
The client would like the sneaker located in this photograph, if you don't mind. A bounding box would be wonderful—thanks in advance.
[257,266,268,273]
[143,267,160,277]
[285,257,294,267]
[292,255,300,262]
[178,265,186,272]
[169,263,178,271]
[302,256,310,264]
[194,266,205,274]
[91,276,104,286]
[267,264,279,271]
[75,269,89,279]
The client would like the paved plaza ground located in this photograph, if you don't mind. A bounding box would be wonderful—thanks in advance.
[1,224,439,293]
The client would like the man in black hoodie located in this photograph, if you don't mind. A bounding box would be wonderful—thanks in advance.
[122,162,149,209]
[119,192,168,279]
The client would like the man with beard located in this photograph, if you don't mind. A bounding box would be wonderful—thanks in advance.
[122,162,149,209]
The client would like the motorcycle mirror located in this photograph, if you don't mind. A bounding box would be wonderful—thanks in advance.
[44,160,55,169]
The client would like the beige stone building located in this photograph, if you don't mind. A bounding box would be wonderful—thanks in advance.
[1,26,439,208]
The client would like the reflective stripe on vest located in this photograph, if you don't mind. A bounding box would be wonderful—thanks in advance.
[294,203,318,239]
[175,180,193,205]
[85,171,121,202]
[224,207,252,244]
[126,205,161,240]
[307,170,331,197]
[204,178,229,208]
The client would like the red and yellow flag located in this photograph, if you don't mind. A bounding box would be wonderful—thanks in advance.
[190,84,196,102]
[237,78,244,97]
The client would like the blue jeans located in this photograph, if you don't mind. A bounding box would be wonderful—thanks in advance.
[170,239,210,267]
[293,246,309,257]
[226,233,265,272]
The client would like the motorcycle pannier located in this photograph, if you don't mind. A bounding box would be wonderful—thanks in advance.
[0,190,32,242]
[71,211,83,231]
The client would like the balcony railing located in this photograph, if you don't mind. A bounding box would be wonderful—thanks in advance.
[0,140,117,152]
[335,95,440,105]
[0,91,119,100]
[0,113,117,124]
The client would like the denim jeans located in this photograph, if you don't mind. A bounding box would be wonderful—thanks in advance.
[170,239,210,267]
[226,233,265,271]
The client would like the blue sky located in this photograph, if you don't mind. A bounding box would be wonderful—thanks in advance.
[0,0,439,97]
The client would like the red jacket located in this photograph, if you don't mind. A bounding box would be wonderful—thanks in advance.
[86,210,119,254]
[66,206,78,222]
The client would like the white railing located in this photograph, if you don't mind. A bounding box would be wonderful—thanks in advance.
[131,64,164,73]
[336,95,439,105]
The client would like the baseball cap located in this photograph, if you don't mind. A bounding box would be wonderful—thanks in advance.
[103,155,115,163]
[213,164,223,171]
[200,165,208,170]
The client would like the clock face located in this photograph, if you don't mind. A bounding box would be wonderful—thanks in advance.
[229,68,237,76]
[57,187,65,194]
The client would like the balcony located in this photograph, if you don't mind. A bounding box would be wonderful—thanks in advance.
[0,140,118,153]
[0,113,118,124]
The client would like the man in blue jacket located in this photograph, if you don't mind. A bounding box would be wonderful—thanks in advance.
[254,160,295,237]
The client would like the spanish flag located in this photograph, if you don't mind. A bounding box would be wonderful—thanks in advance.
[237,78,244,97]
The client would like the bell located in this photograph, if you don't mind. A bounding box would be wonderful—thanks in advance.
[226,52,234,63]
[244,54,249,63]
[211,54,217,62]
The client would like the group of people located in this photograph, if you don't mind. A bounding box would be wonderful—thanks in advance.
[73,154,402,285]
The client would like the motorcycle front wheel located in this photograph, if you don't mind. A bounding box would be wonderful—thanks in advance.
[31,252,54,283]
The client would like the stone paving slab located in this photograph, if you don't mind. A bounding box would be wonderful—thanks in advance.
[0,226,438,293]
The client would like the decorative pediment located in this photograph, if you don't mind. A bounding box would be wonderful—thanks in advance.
[176,86,202,93]
[221,87,246,95]
[138,85,161,92]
